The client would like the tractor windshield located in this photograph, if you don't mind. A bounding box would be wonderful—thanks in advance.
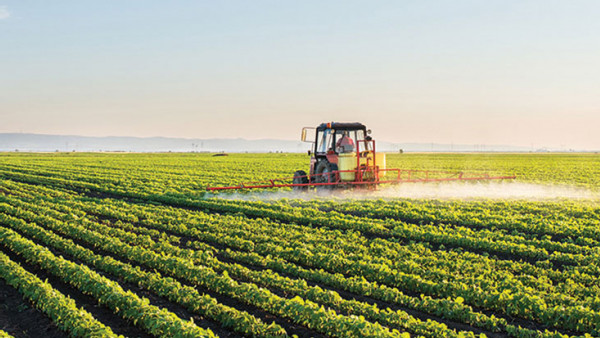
[317,129,334,153]
[336,129,368,153]
[317,128,367,154]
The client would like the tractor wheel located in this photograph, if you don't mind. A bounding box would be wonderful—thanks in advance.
[292,170,309,192]
[314,161,339,191]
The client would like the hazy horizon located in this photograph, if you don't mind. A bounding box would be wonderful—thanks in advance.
[0,132,586,153]
[1,1,599,150]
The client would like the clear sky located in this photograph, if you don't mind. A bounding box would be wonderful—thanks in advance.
[1,1,599,150]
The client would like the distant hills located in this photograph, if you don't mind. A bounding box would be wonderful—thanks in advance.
[0,133,548,153]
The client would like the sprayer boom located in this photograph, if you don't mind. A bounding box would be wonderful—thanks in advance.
[206,168,516,191]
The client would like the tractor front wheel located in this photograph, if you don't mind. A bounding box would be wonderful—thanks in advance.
[292,170,309,192]
[314,161,339,191]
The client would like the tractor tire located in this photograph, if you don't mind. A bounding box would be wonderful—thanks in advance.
[314,161,339,191]
[292,170,309,192]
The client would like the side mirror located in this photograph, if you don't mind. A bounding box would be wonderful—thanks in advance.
[301,127,315,142]
[367,129,372,135]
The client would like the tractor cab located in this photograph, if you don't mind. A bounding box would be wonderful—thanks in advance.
[313,122,369,156]
[296,122,385,190]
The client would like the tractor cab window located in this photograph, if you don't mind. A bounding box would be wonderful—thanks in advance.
[317,129,335,153]
[355,129,371,151]
[335,130,356,153]
[356,130,365,142]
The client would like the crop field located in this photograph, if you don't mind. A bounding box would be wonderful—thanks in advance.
[1,152,600,338]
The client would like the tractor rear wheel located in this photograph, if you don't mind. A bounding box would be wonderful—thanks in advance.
[314,161,339,191]
[292,170,309,192]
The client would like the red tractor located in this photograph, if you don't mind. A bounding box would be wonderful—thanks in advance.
[292,122,384,191]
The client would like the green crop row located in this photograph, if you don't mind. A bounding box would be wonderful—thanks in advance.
[0,201,405,338]
[292,199,600,246]
[1,180,587,336]
[0,206,288,338]
[0,187,580,338]
[3,152,600,190]
[142,195,600,305]
[2,152,600,337]
[11,195,465,338]
[0,223,216,338]
[190,197,600,269]
[0,251,120,337]
[0,330,14,338]
[119,196,600,334]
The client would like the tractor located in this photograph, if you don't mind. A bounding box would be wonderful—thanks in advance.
[293,122,384,191]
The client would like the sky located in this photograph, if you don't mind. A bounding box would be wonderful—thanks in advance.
[1,1,599,150]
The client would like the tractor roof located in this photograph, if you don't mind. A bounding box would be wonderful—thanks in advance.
[316,122,366,131]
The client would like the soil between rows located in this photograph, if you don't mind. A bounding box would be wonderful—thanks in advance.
[84,204,561,338]
[0,274,67,338]
[40,186,583,337]
[113,199,586,337]
[88,210,484,336]
[1,175,591,337]
[2,208,325,338]
[0,242,152,338]
[2,223,239,338]
[311,204,600,254]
